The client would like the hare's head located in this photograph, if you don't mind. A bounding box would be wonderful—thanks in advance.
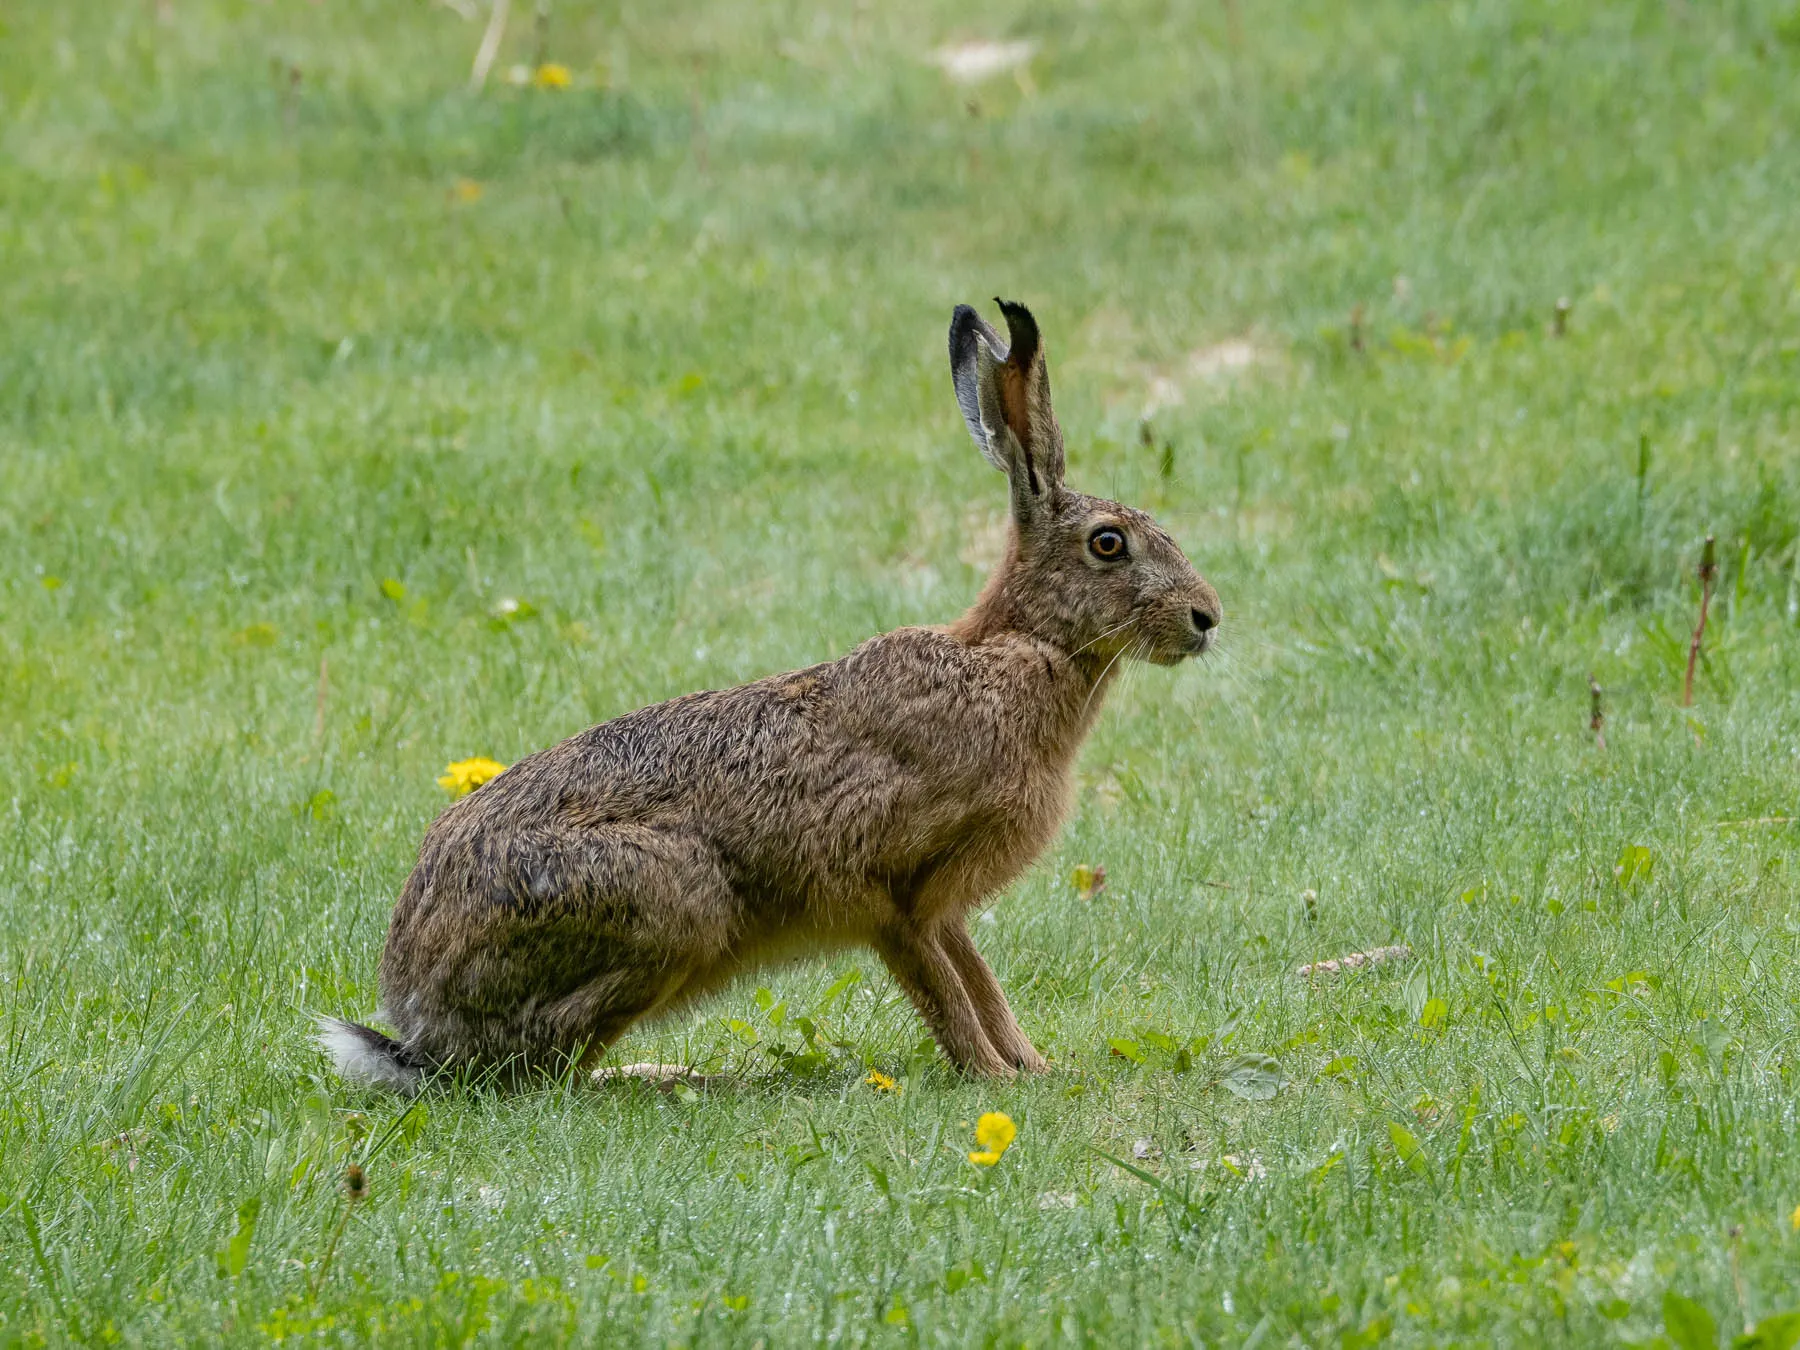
[949,300,1221,666]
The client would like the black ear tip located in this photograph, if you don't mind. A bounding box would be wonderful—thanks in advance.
[994,298,1040,362]
[948,303,981,361]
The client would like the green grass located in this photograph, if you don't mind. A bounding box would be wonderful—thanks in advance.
[4,0,1800,1343]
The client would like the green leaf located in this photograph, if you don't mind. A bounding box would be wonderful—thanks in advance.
[1658,1049,1681,1086]
[944,1258,986,1293]
[1221,1053,1284,1101]
[1107,1037,1145,1064]
[1341,1314,1393,1347]
[1141,1029,1180,1055]
[1419,997,1449,1030]
[1615,845,1655,893]
[1663,1290,1718,1350]
[1388,1122,1429,1175]
[379,577,407,601]
[1403,964,1429,1023]
[815,967,862,1011]
[219,1196,261,1278]
[1736,1310,1800,1350]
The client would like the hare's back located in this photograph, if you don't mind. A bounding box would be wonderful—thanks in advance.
[443,628,1011,827]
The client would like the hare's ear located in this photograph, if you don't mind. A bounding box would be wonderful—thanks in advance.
[948,299,1065,515]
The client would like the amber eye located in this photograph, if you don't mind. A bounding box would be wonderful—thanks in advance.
[1088,527,1127,560]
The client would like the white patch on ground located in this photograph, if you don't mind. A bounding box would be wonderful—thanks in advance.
[1141,339,1267,416]
[928,40,1037,84]
[1202,1152,1274,1180]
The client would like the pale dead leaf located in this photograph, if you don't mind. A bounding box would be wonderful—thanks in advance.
[928,40,1037,84]
[1140,339,1269,417]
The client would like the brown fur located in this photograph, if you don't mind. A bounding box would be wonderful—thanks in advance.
[321,301,1221,1088]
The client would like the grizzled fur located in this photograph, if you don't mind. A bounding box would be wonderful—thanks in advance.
[319,300,1222,1090]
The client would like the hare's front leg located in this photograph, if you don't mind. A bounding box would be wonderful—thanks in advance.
[874,924,1012,1076]
[938,922,1047,1073]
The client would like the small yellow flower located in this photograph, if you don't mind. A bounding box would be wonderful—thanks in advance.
[438,757,507,798]
[534,62,571,89]
[968,1111,1017,1166]
[865,1070,900,1093]
[1791,1203,1800,1233]
[1071,864,1106,901]
[451,178,483,204]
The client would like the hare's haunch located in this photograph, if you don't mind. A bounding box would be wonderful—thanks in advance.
[319,300,1222,1090]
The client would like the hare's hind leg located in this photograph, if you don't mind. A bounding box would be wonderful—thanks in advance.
[938,922,1047,1073]
[526,830,738,1060]
[874,923,1012,1077]
[388,826,737,1078]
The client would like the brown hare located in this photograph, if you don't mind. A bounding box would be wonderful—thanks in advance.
[319,299,1222,1091]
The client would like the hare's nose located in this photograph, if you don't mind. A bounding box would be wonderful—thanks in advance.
[1190,607,1217,634]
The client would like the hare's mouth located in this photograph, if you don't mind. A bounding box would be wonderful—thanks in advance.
[1141,638,1204,667]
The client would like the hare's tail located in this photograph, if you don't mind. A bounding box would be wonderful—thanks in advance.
[315,1015,429,1094]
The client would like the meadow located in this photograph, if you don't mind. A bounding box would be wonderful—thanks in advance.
[3,0,1800,1343]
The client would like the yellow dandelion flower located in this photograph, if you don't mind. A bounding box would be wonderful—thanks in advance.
[534,62,571,89]
[865,1070,900,1093]
[967,1111,1017,1166]
[438,756,507,798]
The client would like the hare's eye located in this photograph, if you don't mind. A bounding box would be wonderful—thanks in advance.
[1088,528,1127,561]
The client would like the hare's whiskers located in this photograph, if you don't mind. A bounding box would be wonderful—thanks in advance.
[1081,636,1137,721]
[1072,616,1138,658]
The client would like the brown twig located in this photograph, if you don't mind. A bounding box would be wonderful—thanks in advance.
[309,1165,367,1296]
[1588,674,1606,751]
[1682,535,1716,708]
[280,63,302,131]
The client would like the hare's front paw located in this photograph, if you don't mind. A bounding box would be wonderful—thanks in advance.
[1014,1048,1049,1074]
